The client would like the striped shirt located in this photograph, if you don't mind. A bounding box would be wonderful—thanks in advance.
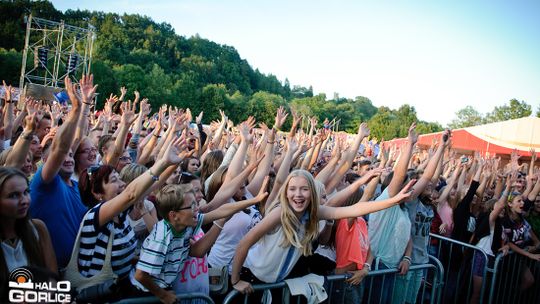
[77,202,137,278]
[131,213,204,291]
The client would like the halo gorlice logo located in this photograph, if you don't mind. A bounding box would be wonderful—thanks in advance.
[8,267,71,303]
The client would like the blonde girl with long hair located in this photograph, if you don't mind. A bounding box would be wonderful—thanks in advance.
[230,169,415,295]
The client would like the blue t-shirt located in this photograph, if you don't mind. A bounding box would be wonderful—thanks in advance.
[368,188,412,268]
[30,166,87,268]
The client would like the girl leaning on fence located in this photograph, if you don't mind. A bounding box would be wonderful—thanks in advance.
[230,169,416,296]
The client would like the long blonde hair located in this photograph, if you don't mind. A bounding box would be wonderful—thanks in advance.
[278,169,320,256]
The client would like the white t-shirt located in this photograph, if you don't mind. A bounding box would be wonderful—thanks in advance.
[173,227,210,295]
[244,225,304,283]
[207,204,261,273]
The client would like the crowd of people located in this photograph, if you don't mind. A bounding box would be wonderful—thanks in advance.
[0,75,539,304]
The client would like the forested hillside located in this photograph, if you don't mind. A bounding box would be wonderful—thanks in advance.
[0,0,443,136]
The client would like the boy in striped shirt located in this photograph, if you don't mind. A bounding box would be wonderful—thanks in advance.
[131,182,268,304]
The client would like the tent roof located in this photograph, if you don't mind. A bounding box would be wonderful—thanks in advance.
[391,117,540,156]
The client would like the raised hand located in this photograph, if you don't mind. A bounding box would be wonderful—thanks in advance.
[238,121,253,143]
[358,122,370,137]
[309,116,318,129]
[408,122,418,144]
[196,111,203,125]
[64,77,80,110]
[139,98,151,116]
[291,110,302,127]
[80,74,98,105]
[2,80,13,103]
[120,101,136,125]
[119,86,127,100]
[24,112,39,133]
[442,129,451,147]
[358,167,384,184]
[274,106,288,130]
[163,135,187,166]
[394,179,417,203]
[286,136,299,154]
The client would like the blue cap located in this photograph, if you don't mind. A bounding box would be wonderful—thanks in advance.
[54,91,69,105]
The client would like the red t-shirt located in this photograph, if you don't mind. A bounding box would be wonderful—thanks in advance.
[335,217,369,269]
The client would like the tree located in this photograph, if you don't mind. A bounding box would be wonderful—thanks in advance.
[199,84,227,122]
[484,99,531,123]
[448,106,484,129]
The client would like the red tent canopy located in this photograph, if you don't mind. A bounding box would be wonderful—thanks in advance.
[388,117,540,157]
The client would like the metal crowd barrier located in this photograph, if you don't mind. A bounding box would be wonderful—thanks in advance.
[487,251,540,304]
[222,260,443,304]
[429,233,493,304]
[113,292,215,304]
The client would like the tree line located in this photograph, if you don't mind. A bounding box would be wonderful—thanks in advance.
[1,0,534,139]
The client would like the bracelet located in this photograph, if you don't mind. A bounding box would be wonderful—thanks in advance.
[231,278,240,285]
[213,221,224,230]
[148,169,159,181]
[21,132,34,140]
[402,256,412,264]
[153,133,160,138]
[267,141,275,144]
[363,263,371,271]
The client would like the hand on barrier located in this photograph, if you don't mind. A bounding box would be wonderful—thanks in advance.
[233,280,254,294]
[398,258,411,275]
[159,290,177,304]
[345,268,369,285]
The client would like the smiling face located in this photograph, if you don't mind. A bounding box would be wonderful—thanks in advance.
[287,176,312,217]
[0,175,30,219]
[509,195,525,215]
[169,192,198,230]
[101,170,126,201]
[76,138,98,172]
[59,149,75,179]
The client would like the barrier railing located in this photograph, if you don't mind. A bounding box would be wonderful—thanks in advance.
[113,292,215,304]
[429,233,493,304]
[222,261,443,304]
[487,251,540,304]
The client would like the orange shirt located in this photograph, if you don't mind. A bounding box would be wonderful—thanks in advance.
[335,217,369,270]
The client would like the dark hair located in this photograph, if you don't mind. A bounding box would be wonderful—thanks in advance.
[0,168,46,298]
[78,165,115,208]
[180,157,200,173]
[179,172,199,184]
[97,135,113,157]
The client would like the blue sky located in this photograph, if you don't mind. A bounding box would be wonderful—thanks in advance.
[51,0,540,126]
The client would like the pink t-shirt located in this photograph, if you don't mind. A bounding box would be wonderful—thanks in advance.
[437,200,454,237]
[335,217,369,269]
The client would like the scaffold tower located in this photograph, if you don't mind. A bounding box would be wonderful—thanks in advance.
[19,14,96,92]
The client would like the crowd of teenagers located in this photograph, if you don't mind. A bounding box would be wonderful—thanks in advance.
[0,75,539,304]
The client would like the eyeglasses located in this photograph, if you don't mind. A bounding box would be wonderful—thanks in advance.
[177,200,197,212]
[77,147,98,154]
[119,156,132,162]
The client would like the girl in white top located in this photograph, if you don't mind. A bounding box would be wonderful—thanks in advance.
[231,169,415,294]
[0,167,57,300]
